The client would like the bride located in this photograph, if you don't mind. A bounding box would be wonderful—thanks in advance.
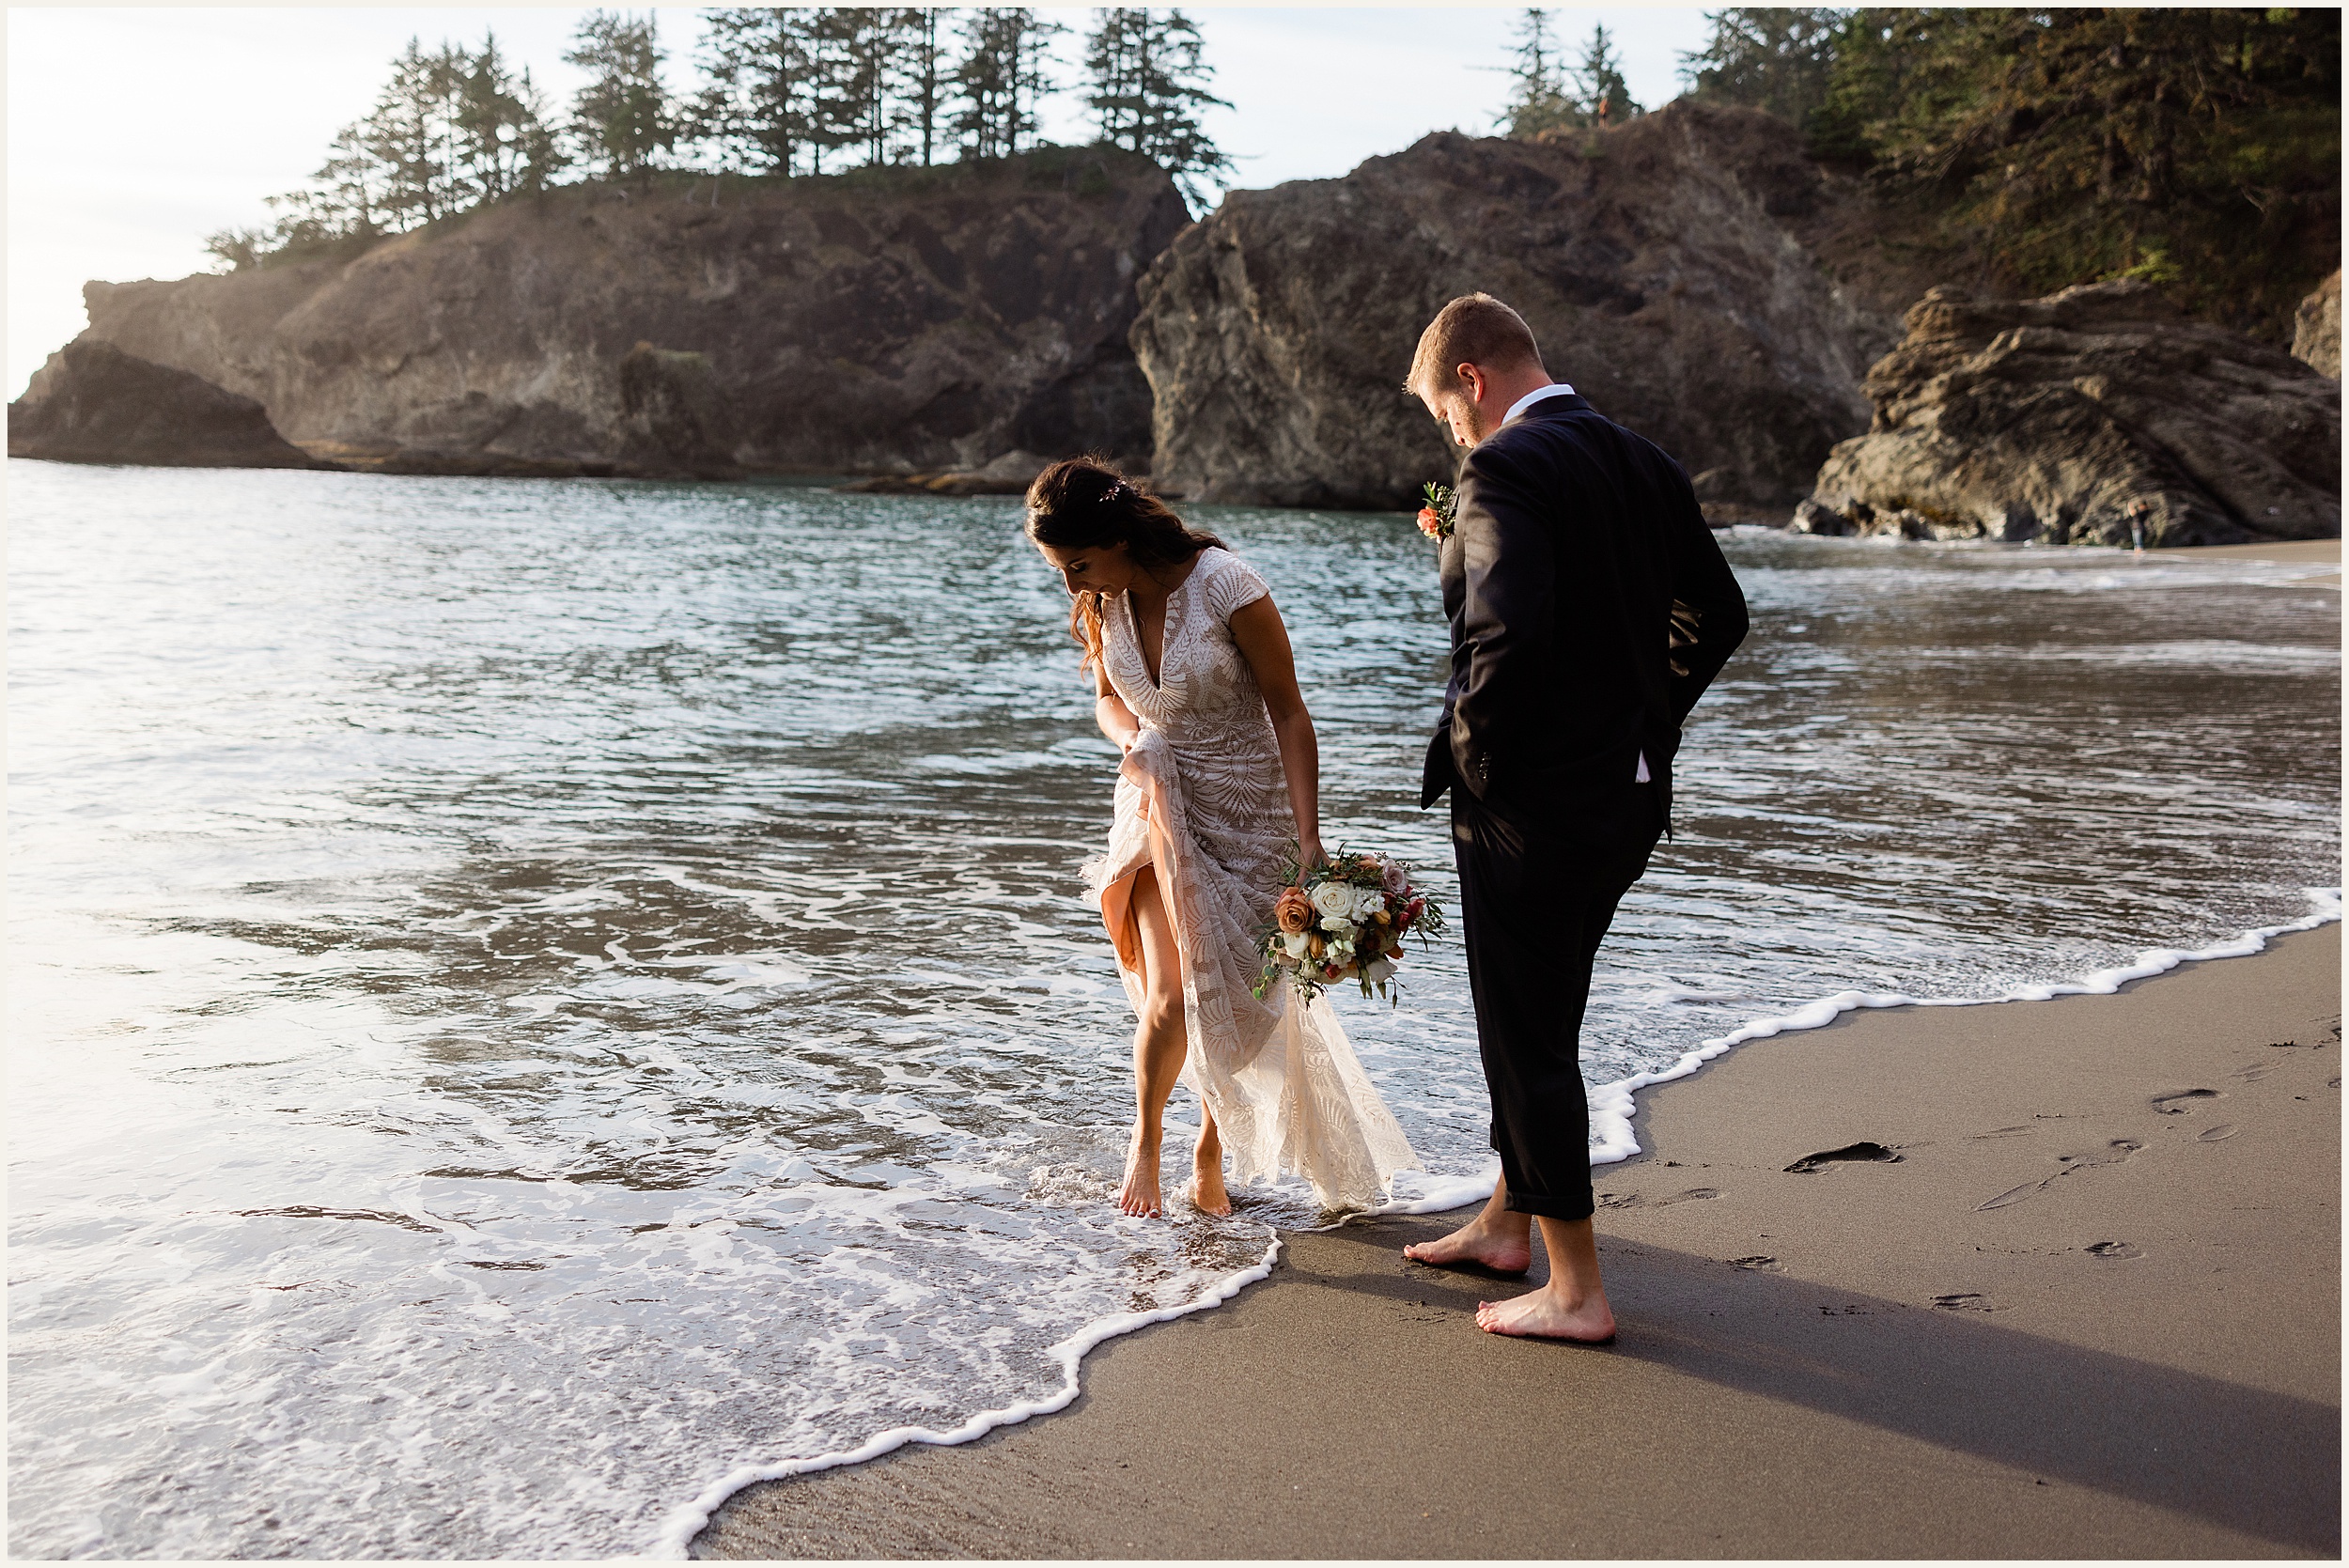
[1023,458,1419,1217]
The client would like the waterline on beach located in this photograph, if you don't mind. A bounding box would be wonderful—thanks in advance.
[670,886,2343,1556]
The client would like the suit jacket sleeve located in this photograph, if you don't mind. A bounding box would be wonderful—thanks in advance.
[1657,458,1748,724]
[1447,441,1554,800]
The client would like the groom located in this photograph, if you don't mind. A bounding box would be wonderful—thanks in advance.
[1401,293,1748,1341]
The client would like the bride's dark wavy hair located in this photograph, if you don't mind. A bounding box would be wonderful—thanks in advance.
[1023,457,1224,674]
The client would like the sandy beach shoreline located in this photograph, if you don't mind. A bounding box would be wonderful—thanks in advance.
[695,923,2341,1559]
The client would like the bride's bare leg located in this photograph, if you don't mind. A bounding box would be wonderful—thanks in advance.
[1401,1175,1533,1274]
[1120,867,1187,1218]
[1188,1104,1232,1218]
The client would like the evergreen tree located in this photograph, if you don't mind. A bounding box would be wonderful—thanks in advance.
[362,37,464,228]
[566,9,674,179]
[953,8,1064,160]
[1570,23,1642,127]
[1676,8,1846,126]
[455,32,562,198]
[827,8,908,168]
[203,226,269,272]
[1496,8,1577,138]
[693,7,818,174]
[1083,9,1233,205]
[894,8,950,166]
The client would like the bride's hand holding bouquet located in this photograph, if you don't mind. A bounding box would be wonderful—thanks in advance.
[1257,846,1444,1003]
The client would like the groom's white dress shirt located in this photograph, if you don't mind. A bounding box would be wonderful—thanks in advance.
[1495,380,1652,785]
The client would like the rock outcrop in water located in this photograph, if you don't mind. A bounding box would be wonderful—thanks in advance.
[2293,270,2340,379]
[1796,281,2341,547]
[58,149,1190,479]
[8,340,338,470]
[1128,103,1921,511]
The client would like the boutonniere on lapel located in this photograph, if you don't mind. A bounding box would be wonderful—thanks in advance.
[1416,482,1456,541]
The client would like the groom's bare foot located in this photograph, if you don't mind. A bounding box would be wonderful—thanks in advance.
[1403,1217,1532,1275]
[1475,1284,1616,1343]
[1119,1134,1162,1218]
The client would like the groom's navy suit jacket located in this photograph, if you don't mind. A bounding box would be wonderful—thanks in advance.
[1422,393,1748,823]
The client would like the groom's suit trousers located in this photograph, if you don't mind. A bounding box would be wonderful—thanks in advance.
[1452,773,1663,1221]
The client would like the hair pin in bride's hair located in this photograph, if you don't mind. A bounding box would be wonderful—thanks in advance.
[1100,480,1125,503]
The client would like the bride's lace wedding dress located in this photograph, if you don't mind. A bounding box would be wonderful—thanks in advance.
[1085,547,1419,1211]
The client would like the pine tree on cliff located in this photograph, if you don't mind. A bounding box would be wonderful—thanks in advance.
[1570,23,1642,127]
[1497,8,1577,138]
[1676,8,1842,127]
[693,7,818,174]
[953,8,1064,161]
[894,8,950,167]
[1082,9,1233,207]
[814,8,910,169]
[455,32,563,198]
[566,9,675,180]
[364,38,465,227]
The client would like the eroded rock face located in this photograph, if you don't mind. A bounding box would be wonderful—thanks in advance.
[1806,281,2341,547]
[63,150,1190,479]
[2293,270,2340,379]
[1130,103,1900,510]
[8,340,336,470]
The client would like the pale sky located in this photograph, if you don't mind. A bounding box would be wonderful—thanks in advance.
[8,4,1717,398]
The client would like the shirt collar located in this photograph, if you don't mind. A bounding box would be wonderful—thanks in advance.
[1502,382,1577,425]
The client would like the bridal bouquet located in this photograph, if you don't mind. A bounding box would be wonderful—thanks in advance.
[1254,848,1445,1003]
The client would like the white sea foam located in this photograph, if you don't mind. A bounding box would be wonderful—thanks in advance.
[648,1232,1284,1558]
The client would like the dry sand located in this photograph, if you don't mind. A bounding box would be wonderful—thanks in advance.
[695,926,2341,1559]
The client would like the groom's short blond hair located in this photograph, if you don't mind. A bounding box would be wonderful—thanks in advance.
[1407,293,1546,398]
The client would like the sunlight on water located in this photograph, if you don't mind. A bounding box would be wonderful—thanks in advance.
[8,462,2338,1557]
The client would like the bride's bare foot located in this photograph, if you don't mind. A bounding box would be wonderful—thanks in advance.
[1119,1132,1162,1218]
[1187,1138,1232,1217]
[1475,1282,1616,1343]
[1403,1212,1532,1275]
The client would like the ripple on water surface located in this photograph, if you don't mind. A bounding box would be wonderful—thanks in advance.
[7,463,2338,1557]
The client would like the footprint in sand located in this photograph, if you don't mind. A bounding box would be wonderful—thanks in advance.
[1654,1187,1721,1206]
[2197,1124,2239,1141]
[1976,1139,2142,1212]
[1728,1255,1783,1272]
[1783,1141,1903,1174]
[1932,1292,1994,1311]
[2153,1088,2221,1113]
[2086,1240,2143,1259]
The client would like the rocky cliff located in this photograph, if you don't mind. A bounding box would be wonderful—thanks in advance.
[1799,281,2340,547]
[62,148,1190,479]
[2294,270,2341,379]
[9,340,337,470]
[1129,103,1935,511]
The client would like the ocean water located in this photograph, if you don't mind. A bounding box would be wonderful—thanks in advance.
[8,460,2338,1559]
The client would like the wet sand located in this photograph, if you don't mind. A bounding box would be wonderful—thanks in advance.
[694,925,2340,1559]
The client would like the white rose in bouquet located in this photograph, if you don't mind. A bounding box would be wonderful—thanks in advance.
[1308,880,1357,922]
[1282,931,1310,958]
